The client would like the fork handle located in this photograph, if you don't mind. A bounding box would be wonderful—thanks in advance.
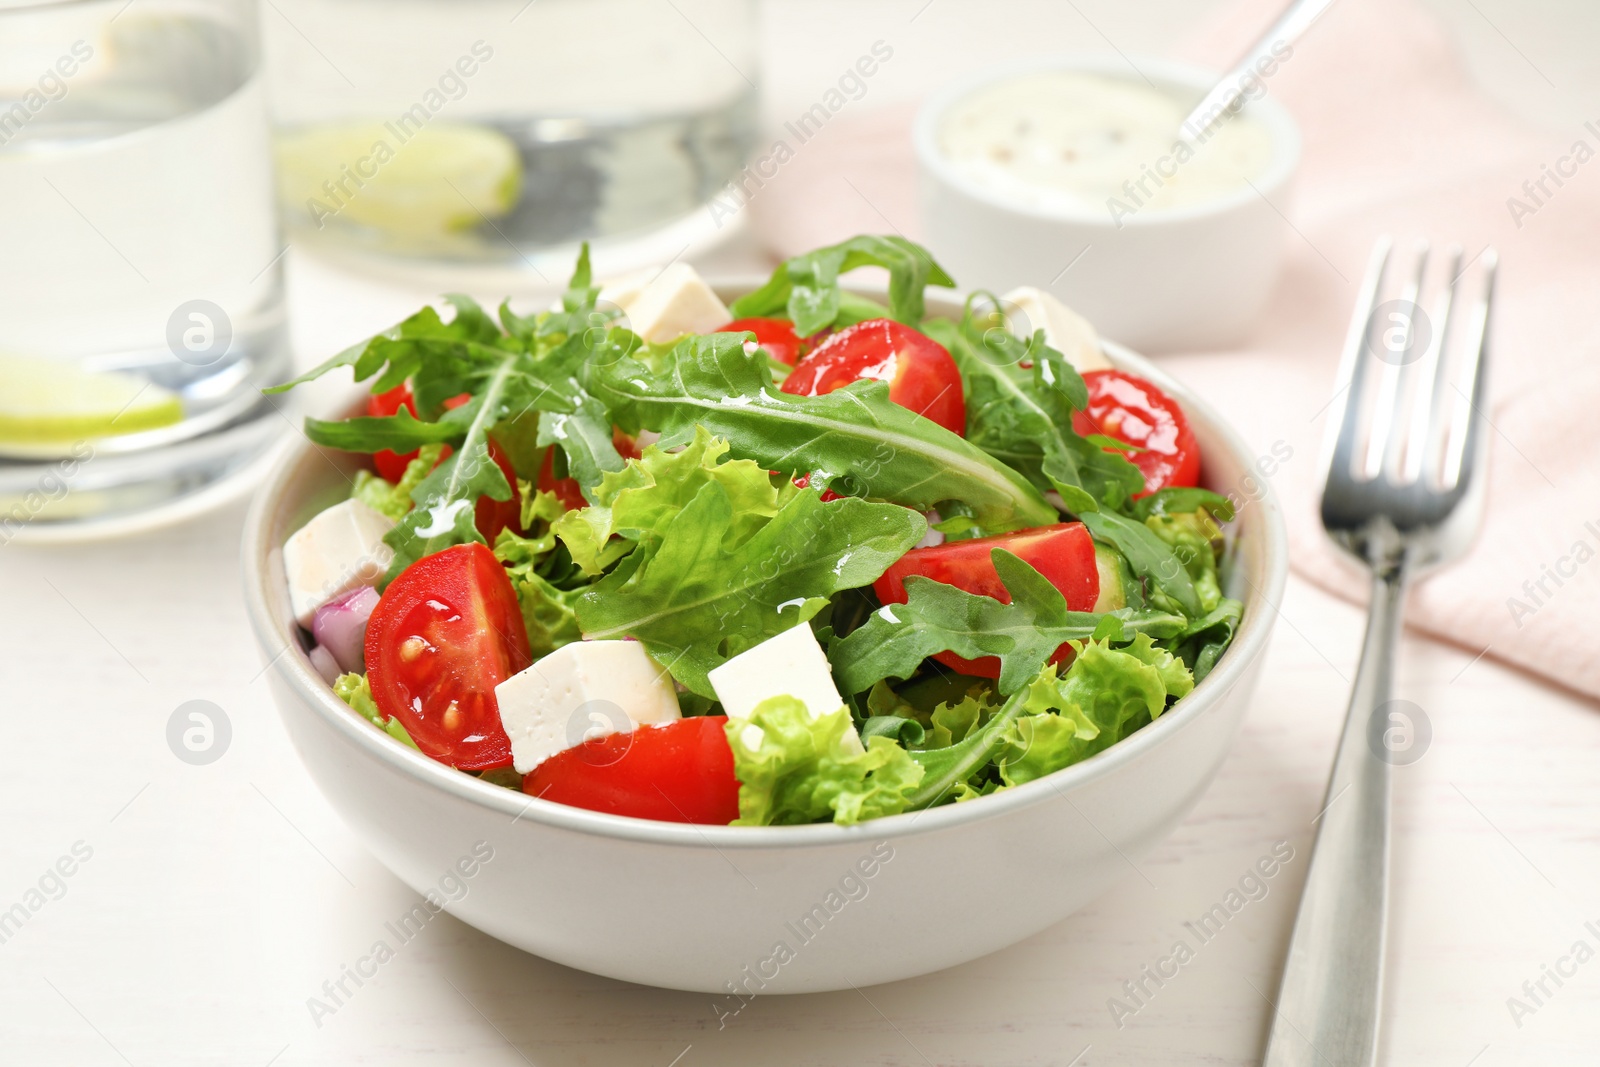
[1263,563,1405,1067]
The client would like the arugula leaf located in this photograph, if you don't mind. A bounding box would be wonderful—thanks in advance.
[1132,487,1236,522]
[575,478,926,697]
[828,548,1186,696]
[584,331,1055,532]
[1143,509,1226,613]
[553,427,790,576]
[1172,598,1243,683]
[378,364,518,582]
[726,698,924,826]
[922,310,1144,511]
[537,394,626,505]
[728,235,955,337]
[1079,510,1203,618]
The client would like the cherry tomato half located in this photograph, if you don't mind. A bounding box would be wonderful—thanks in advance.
[724,317,803,366]
[779,319,967,436]
[523,716,740,825]
[873,522,1098,680]
[1071,370,1200,497]
[366,543,532,770]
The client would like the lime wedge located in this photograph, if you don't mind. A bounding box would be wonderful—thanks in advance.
[274,122,524,237]
[0,355,184,446]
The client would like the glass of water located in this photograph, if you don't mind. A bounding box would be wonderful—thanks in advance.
[261,0,758,276]
[0,0,289,539]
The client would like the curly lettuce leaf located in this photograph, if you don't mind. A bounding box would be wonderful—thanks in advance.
[575,477,927,697]
[727,234,954,337]
[583,331,1055,533]
[828,548,1186,696]
[333,672,418,750]
[726,698,924,826]
[553,426,790,576]
[494,496,583,659]
[350,443,445,521]
[905,637,1194,806]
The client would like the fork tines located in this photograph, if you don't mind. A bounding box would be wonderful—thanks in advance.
[1321,237,1496,533]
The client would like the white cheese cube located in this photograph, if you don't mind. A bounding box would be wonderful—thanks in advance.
[495,640,682,774]
[595,269,658,313]
[283,498,395,627]
[708,625,862,754]
[1002,286,1112,372]
[624,263,731,345]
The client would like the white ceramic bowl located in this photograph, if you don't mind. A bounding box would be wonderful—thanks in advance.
[914,56,1301,353]
[241,283,1287,993]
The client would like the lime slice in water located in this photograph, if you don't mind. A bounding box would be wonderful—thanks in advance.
[274,122,524,237]
[0,355,184,446]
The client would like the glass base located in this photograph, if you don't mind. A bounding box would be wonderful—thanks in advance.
[0,397,295,544]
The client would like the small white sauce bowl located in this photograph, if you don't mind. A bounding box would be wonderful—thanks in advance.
[915,56,1302,352]
[242,282,1287,993]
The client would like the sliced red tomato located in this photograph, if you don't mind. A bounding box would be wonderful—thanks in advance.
[725,317,803,366]
[779,318,966,436]
[365,543,532,770]
[523,716,740,824]
[537,428,641,512]
[873,522,1098,680]
[368,384,422,482]
[1071,370,1200,497]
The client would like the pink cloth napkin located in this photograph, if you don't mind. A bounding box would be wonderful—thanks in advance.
[747,0,1600,700]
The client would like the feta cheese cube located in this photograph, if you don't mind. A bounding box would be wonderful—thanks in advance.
[623,263,731,344]
[495,640,682,774]
[708,625,862,753]
[283,498,395,627]
[1002,286,1112,372]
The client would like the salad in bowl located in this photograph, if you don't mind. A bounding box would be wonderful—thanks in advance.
[267,235,1242,829]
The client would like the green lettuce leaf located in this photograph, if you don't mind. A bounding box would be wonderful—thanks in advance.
[828,548,1186,696]
[494,501,584,659]
[575,478,927,697]
[553,426,790,576]
[727,234,954,337]
[904,637,1194,806]
[350,443,445,521]
[726,698,924,826]
[333,673,418,750]
[583,331,1055,533]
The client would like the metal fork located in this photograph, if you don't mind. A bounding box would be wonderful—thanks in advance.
[1262,237,1496,1067]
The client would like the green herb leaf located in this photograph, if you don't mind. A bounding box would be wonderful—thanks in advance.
[726,698,924,826]
[728,235,955,337]
[1079,509,1203,618]
[575,478,927,697]
[553,426,790,576]
[828,548,1187,696]
[584,331,1055,532]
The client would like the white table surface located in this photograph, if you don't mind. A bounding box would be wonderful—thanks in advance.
[3,236,1599,1067]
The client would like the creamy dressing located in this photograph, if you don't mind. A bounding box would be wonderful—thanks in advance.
[937,71,1276,216]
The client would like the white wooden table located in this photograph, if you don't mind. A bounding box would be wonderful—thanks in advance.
[2,239,1597,1066]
